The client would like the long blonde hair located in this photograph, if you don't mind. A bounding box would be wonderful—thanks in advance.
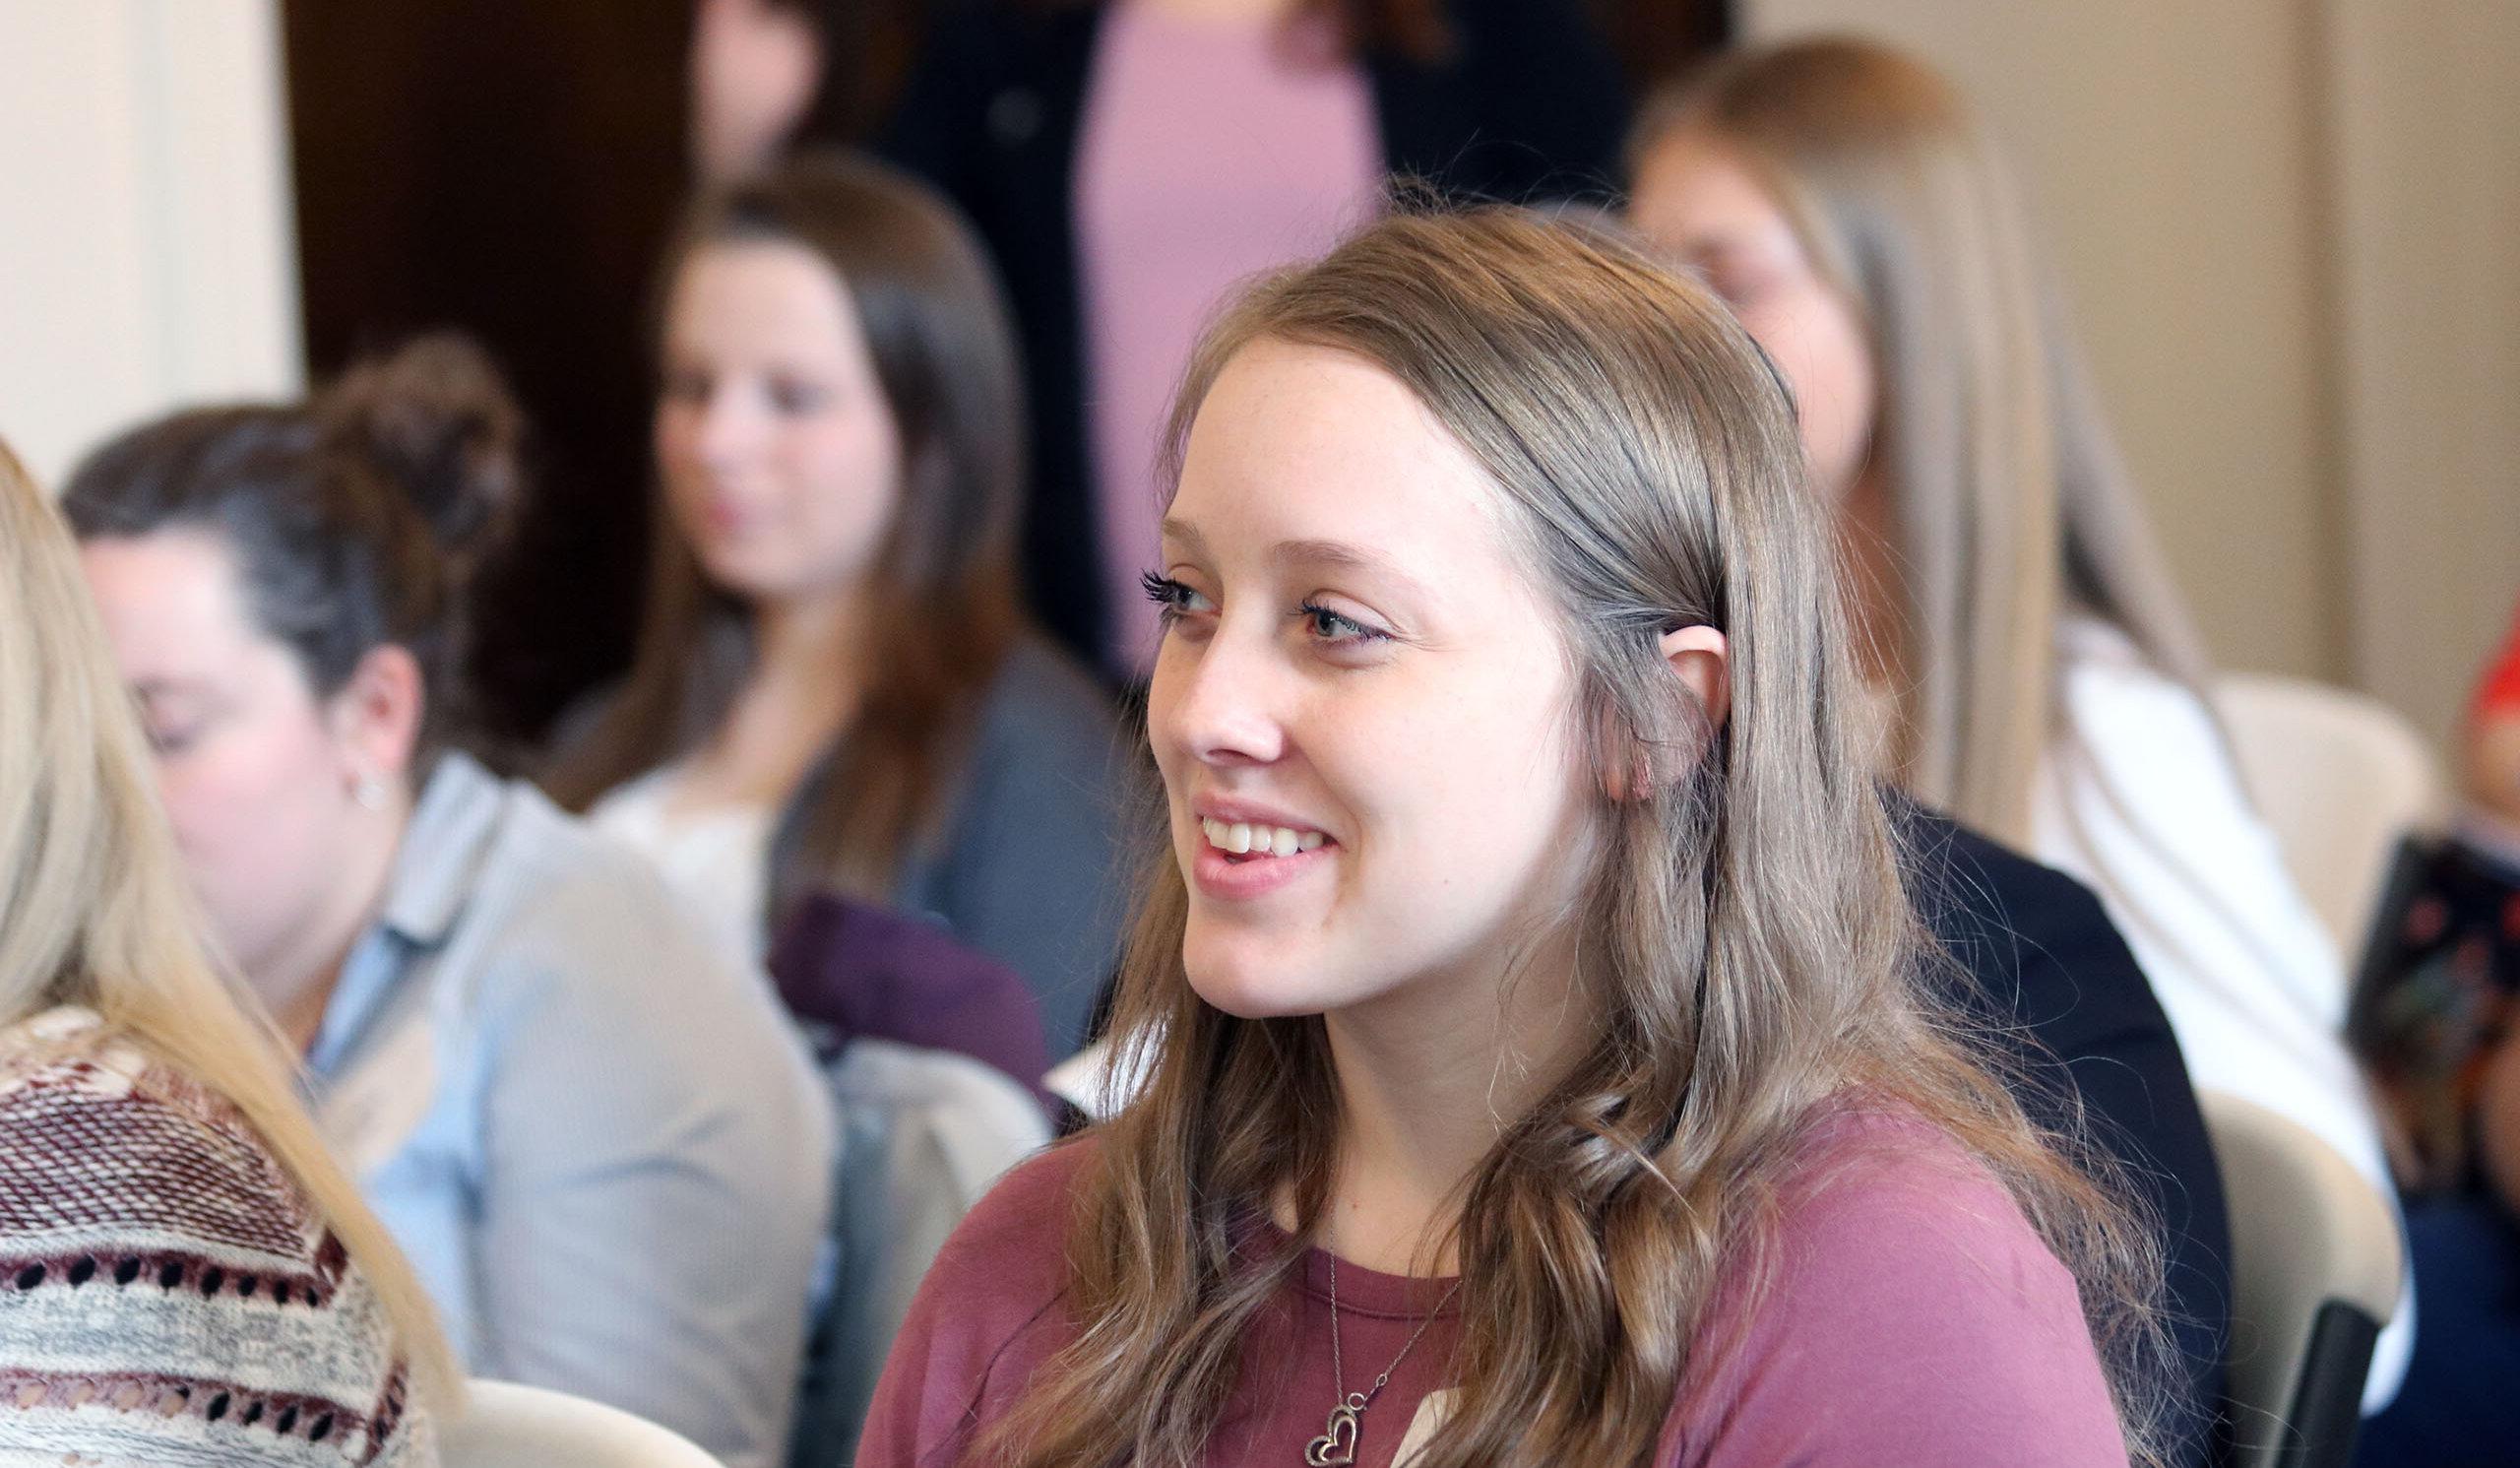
[977,208,2173,1466]
[1637,36,2214,844]
[0,439,459,1406]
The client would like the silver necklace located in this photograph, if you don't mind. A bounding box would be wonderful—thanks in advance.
[1303,1253,1463,1467]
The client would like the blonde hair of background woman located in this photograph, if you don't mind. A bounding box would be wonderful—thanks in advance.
[0,438,460,1407]
[975,207,2175,1468]
[1635,36,2215,845]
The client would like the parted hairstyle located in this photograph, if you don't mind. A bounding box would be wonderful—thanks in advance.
[0,437,459,1405]
[543,152,1029,924]
[1632,36,2215,844]
[976,206,2174,1467]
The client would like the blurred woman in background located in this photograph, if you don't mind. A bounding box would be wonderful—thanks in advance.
[1626,35,2412,1407]
[0,437,451,1464]
[548,154,1127,1056]
[63,340,832,1468]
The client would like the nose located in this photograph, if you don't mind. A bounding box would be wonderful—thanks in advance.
[689,386,762,475]
[1152,612,1290,772]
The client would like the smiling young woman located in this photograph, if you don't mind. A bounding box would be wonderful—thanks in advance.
[851,206,2176,1468]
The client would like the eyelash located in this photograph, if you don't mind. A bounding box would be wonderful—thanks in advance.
[1294,602,1385,644]
[1139,572,1391,647]
[658,373,831,415]
[1142,571,1204,625]
[146,725,201,757]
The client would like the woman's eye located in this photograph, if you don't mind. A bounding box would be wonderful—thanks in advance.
[1297,602,1388,646]
[146,724,201,757]
[1688,254,1780,312]
[661,368,710,405]
[768,379,829,415]
[1141,572,1215,625]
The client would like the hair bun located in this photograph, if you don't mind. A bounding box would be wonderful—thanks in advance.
[319,333,526,563]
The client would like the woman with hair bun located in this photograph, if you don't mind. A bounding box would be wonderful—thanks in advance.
[63,339,834,1468]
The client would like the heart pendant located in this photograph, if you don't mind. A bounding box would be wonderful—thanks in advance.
[1305,1403,1360,1466]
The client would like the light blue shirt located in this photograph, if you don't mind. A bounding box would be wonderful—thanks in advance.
[306,753,835,1468]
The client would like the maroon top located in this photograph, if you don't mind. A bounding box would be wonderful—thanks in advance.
[855,1107,2129,1466]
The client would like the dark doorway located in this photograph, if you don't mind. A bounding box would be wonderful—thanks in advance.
[284,0,694,751]
[281,0,1729,752]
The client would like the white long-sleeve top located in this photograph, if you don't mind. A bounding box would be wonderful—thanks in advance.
[2030,616,2412,1410]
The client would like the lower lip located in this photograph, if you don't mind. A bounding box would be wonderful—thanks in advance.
[1188,841,1335,900]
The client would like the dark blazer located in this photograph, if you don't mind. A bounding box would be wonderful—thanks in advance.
[1899,800,2233,1467]
[877,0,1630,671]
[772,635,1134,1058]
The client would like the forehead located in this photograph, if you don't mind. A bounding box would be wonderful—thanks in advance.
[80,530,259,670]
[1169,339,1514,575]
[665,237,861,357]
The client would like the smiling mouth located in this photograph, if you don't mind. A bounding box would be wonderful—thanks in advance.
[1200,817,1330,862]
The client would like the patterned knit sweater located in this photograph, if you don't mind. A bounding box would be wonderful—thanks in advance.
[0,1006,433,1466]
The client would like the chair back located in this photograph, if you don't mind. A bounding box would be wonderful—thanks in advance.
[440,1379,722,1467]
[2215,672,2443,958]
[2201,1090,2403,1468]
[788,1039,1052,1467]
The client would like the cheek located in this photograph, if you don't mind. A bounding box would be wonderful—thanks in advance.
[1743,289,1877,493]
[157,719,342,865]
[654,405,702,487]
[1339,662,1589,897]
[786,415,903,554]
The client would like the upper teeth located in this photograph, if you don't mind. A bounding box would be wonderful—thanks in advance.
[1201,818,1326,858]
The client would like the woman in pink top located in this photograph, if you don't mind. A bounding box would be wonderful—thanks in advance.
[856,209,2174,1465]
[875,0,1629,681]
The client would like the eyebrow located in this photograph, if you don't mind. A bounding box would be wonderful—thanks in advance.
[1158,520,1435,603]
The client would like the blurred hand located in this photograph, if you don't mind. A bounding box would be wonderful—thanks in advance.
[691,0,822,183]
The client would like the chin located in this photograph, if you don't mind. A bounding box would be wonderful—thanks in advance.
[1180,926,1333,1020]
[694,551,785,604]
[1179,918,1380,1024]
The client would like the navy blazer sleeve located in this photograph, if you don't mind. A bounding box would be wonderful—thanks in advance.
[1898,801,2233,1467]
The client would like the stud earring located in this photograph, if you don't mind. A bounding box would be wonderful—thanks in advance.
[353,773,391,810]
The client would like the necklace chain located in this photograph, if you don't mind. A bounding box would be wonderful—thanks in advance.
[1325,1252,1462,1421]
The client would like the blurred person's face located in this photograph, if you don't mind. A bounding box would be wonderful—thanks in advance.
[1628,130,1878,501]
[655,238,904,611]
[1146,339,1597,1023]
[80,531,388,989]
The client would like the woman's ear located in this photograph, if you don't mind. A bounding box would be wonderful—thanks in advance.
[327,644,426,798]
[1661,624,1731,734]
[1606,625,1732,802]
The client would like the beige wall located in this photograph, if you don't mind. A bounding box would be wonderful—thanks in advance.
[1744,0,2519,751]
[2322,0,2520,748]
[0,0,302,490]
